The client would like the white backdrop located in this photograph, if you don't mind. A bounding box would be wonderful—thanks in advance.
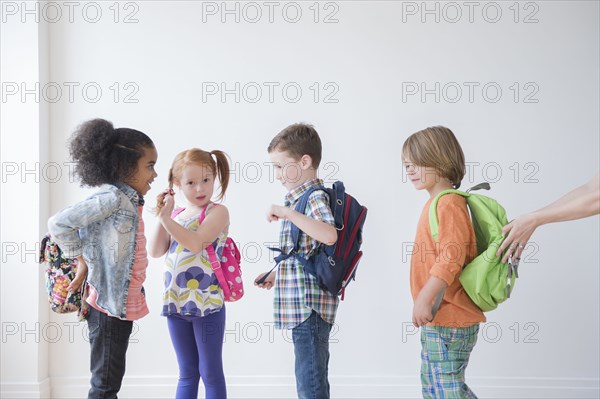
[1,1,599,398]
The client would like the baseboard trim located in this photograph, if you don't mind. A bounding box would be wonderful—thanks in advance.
[2,376,598,398]
[0,378,50,399]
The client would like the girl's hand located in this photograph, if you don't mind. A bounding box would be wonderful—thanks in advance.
[67,257,88,293]
[412,296,433,327]
[266,204,289,223]
[67,272,86,293]
[157,189,175,221]
[254,272,275,290]
[156,189,175,213]
[496,213,539,263]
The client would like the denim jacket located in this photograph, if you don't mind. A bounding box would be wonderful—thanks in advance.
[48,183,143,319]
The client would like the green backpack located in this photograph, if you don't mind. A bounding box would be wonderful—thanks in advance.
[429,183,518,313]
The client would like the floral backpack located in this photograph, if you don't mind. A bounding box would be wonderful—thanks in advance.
[172,204,244,302]
[39,235,89,318]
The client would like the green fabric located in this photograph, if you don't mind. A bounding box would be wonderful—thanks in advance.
[429,185,516,312]
[420,324,479,398]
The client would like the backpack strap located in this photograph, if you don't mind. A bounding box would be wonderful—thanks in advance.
[429,189,469,240]
[201,204,226,283]
[428,182,490,239]
[197,203,214,224]
[172,203,213,222]
[289,186,324,254]
[257,186,326,285]
[171,207,186,218]
[330,181,345,230]
[266,185,324,259]
[171,204,215,248]
[184,203,230,294]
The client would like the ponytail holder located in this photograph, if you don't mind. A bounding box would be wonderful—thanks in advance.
[114,143,135,151]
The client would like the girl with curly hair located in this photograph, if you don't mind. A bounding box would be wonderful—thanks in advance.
[48,118,157,399]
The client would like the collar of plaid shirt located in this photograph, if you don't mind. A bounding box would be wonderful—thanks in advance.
[284,178,325,207]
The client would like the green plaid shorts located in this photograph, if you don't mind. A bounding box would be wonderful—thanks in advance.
[420,324,479,399]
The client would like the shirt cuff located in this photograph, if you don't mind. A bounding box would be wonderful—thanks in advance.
[57,241,83,259]
[430,263,461,286]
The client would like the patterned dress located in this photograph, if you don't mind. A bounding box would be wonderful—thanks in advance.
[161,204,227,317]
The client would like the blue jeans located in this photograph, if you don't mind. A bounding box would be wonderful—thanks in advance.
[292,311,332,399]
[86,306,133,399]
[167,307,227,399]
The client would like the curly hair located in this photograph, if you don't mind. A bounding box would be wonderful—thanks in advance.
[69,118,154,187]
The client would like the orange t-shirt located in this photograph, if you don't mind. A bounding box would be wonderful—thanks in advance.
[410,194,485,327]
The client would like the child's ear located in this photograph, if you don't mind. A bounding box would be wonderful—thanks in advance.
[299,154,313,170]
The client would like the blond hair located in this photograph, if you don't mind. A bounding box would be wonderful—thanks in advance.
[402,126,466,189]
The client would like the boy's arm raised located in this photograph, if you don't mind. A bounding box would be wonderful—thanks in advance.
[267,204,337,245]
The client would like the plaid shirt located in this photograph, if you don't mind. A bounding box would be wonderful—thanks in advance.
[274,178,339,329]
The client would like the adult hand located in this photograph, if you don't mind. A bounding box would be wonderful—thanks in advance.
[497,213,539,263]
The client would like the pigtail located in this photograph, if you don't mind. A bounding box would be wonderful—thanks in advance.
[210,150,230,201]
[168,167,175,190]
[156,164,178,212]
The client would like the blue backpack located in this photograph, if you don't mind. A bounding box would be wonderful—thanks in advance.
[260,181,368,299]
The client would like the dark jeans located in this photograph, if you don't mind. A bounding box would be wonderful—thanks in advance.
[292,311,333,399]
[86,306,133,399]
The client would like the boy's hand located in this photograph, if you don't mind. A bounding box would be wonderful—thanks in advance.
[266,204,290,222]
[412,296,433,327]
[254,272,275,289]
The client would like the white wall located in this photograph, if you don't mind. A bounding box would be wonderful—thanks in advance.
[1,6,51,398]
[1,1,599,398]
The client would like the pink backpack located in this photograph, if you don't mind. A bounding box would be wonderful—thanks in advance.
[172,204,244,302]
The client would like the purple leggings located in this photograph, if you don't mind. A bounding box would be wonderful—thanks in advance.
[167,308,227,399]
